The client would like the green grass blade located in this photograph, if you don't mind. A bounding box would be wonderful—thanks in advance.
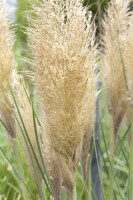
[0,147,37,200]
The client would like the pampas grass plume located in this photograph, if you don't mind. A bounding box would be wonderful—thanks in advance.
[102,0,130,136]
[0,0,16,138]
[28,0,97,199]
[0,0,42,187]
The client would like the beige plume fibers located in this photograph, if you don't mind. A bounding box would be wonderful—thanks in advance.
[27,0,97,199]
[0,0,42,185]
[124,13,133,106]
[123,14,133,134]
[0,0,16,138]
[102,0,131,136]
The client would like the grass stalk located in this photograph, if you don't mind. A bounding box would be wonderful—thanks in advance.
[14,113,45,200]
[9,84,49,199]
[100,116,124,200]
[74,184,77,200]
[109,127,115,200]
[84,157,91,200]
[0,146,37,200]
[129,123,133,200]
[13,139,29,200]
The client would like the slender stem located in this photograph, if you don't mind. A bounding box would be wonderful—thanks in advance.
[13,139,29,200]
[129,123,133,200]
[85,158,91,200]
[109,125,115,200]
[74,184,77,200]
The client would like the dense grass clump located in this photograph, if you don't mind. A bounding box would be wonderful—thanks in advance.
[0,0,133,200]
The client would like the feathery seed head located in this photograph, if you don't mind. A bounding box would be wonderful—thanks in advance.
[102,0,131,134]
[0,0,16,92]
[123,19,133,107]
[0,0,16,138]
[28,0,97,195]
[122,14,133,124]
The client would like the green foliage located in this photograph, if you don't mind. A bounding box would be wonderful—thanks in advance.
[0,125,39,200]
[83,0,111,13]
[15,0,33,71]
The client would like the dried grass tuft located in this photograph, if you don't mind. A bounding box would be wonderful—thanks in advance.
[27,0,97,198]
[0,0,16,138]
[102,0,131,135]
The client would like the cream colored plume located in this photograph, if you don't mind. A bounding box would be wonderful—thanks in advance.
[0,0,42,189]
[123,14,133,129]
[0,0,16,138]
[28,0,97,198]
[0,0,42,184]
[124,17,133,106]
[102,0,131,135]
